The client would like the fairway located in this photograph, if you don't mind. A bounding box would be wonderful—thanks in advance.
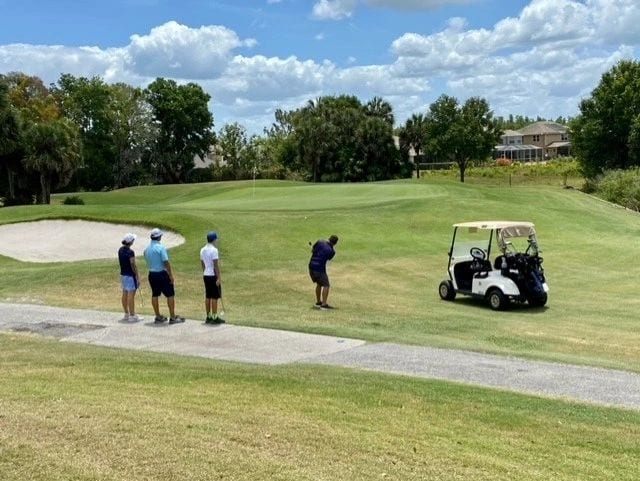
[1,178,639,371]
[1,335,639,481]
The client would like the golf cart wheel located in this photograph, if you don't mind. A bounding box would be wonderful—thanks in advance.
[487,288,507,310]
[439,280,456,301]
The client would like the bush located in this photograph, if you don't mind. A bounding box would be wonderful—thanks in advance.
[495,157,512,167]
[187,167,214,183]
[62,195,85,205]
[596,168,640,211]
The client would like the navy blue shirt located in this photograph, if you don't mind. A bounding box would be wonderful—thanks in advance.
[308,240,335,273]
[118,246,135,276]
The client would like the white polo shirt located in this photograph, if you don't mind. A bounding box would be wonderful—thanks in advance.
[200,243,219,276]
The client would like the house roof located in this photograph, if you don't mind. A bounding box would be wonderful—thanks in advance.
[501,129,522,137]
[518,121,567,135]
[547,141,571,148]
[495,144,543,151]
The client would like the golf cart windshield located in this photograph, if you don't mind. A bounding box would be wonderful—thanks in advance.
[452,221,539,256]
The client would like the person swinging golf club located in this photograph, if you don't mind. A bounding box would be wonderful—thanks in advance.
[308,235,339,310]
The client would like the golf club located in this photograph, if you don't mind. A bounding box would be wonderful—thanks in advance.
[219,297,226,316]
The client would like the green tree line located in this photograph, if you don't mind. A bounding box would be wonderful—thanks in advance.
[0,73,214,204]
[8,60,637,205]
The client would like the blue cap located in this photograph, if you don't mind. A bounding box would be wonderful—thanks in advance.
[207,231,218,242]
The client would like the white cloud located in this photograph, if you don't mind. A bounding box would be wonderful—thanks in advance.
[1,1,639,133]
[312,0,478,19]
[312,0,357,20]
[126,21,256,79]
[366,0,476,9]
[0,44,126,82]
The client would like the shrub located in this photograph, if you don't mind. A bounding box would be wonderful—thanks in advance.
[495,157,512,167]
[62,195,85,205]
[596,168,640,211]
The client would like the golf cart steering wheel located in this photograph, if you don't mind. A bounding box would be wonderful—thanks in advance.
[470,247,486,261]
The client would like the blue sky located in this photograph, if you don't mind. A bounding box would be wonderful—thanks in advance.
[1,0,639,133]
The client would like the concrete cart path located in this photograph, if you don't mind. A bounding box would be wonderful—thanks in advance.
[1,302,639,411]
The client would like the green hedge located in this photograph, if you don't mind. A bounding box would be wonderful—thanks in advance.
[596,168,640,211]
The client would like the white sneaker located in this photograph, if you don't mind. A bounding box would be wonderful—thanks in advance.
[121,315,130,322]
[128,314,143,322]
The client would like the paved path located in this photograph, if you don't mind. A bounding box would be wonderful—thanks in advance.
[1,303,639,411]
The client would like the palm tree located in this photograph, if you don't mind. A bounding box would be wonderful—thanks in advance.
[24,118,82,204]
[399,113,427,178]
[365,96,394,126]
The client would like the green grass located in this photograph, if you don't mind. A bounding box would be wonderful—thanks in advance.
[1,177,640,371]
[1,334,639,481]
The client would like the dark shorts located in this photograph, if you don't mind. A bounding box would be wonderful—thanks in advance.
[203,276,221,299]
[148,271,175,298]
[309,270,330,287]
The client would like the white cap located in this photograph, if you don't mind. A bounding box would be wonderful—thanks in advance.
[150,228,163,239]
[122,233,136,244]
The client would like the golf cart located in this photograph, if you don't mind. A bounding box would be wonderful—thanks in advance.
[438,221,548,310]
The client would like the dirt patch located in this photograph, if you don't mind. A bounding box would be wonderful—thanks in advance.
[8,321,105,338]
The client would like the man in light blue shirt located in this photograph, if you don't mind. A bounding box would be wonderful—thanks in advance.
[143,228,184,324]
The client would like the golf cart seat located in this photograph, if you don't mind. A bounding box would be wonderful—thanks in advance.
[470,258,492,276]
[472,260,492,276]
[494,255,505,270]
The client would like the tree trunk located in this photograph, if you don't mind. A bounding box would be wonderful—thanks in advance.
[6,166,15,199]
[459,162,465,183]
[40,174,51,204]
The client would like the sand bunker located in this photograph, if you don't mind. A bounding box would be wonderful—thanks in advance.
[0,220,185,263]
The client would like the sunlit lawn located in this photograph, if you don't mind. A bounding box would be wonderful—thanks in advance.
[1,335,639,481]
[1,176,639,371]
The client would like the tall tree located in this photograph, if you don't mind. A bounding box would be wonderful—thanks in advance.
[426,95,501,183]
[285,95,409,182]
[23,118,82,204]
[146,78,214,183]
[53,74,116,190]
[110,83,158,187]
[365,96,394,126]
[571,60,640,178]
[0,82,23,200]
[399,113,427,179]
[353,115,405,181]
[217,122,249,179]
[1,72,60,124]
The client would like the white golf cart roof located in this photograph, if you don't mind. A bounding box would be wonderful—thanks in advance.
[453,221,537,252]
[453,221,535,230]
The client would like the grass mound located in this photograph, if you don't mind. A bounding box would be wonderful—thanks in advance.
[1,178,639,370]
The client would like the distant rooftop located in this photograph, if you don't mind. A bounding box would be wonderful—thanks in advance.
[518,121,568,135]
[502,129,522,137]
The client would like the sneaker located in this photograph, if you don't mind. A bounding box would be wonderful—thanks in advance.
[320,304,335,310]
[121,315,130,322]
[154,315,168,324]
[213,317,226,324]
[128,314,143,322]
[169,316,185,324]
[314,302,322,309]
[205,316,215,324]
